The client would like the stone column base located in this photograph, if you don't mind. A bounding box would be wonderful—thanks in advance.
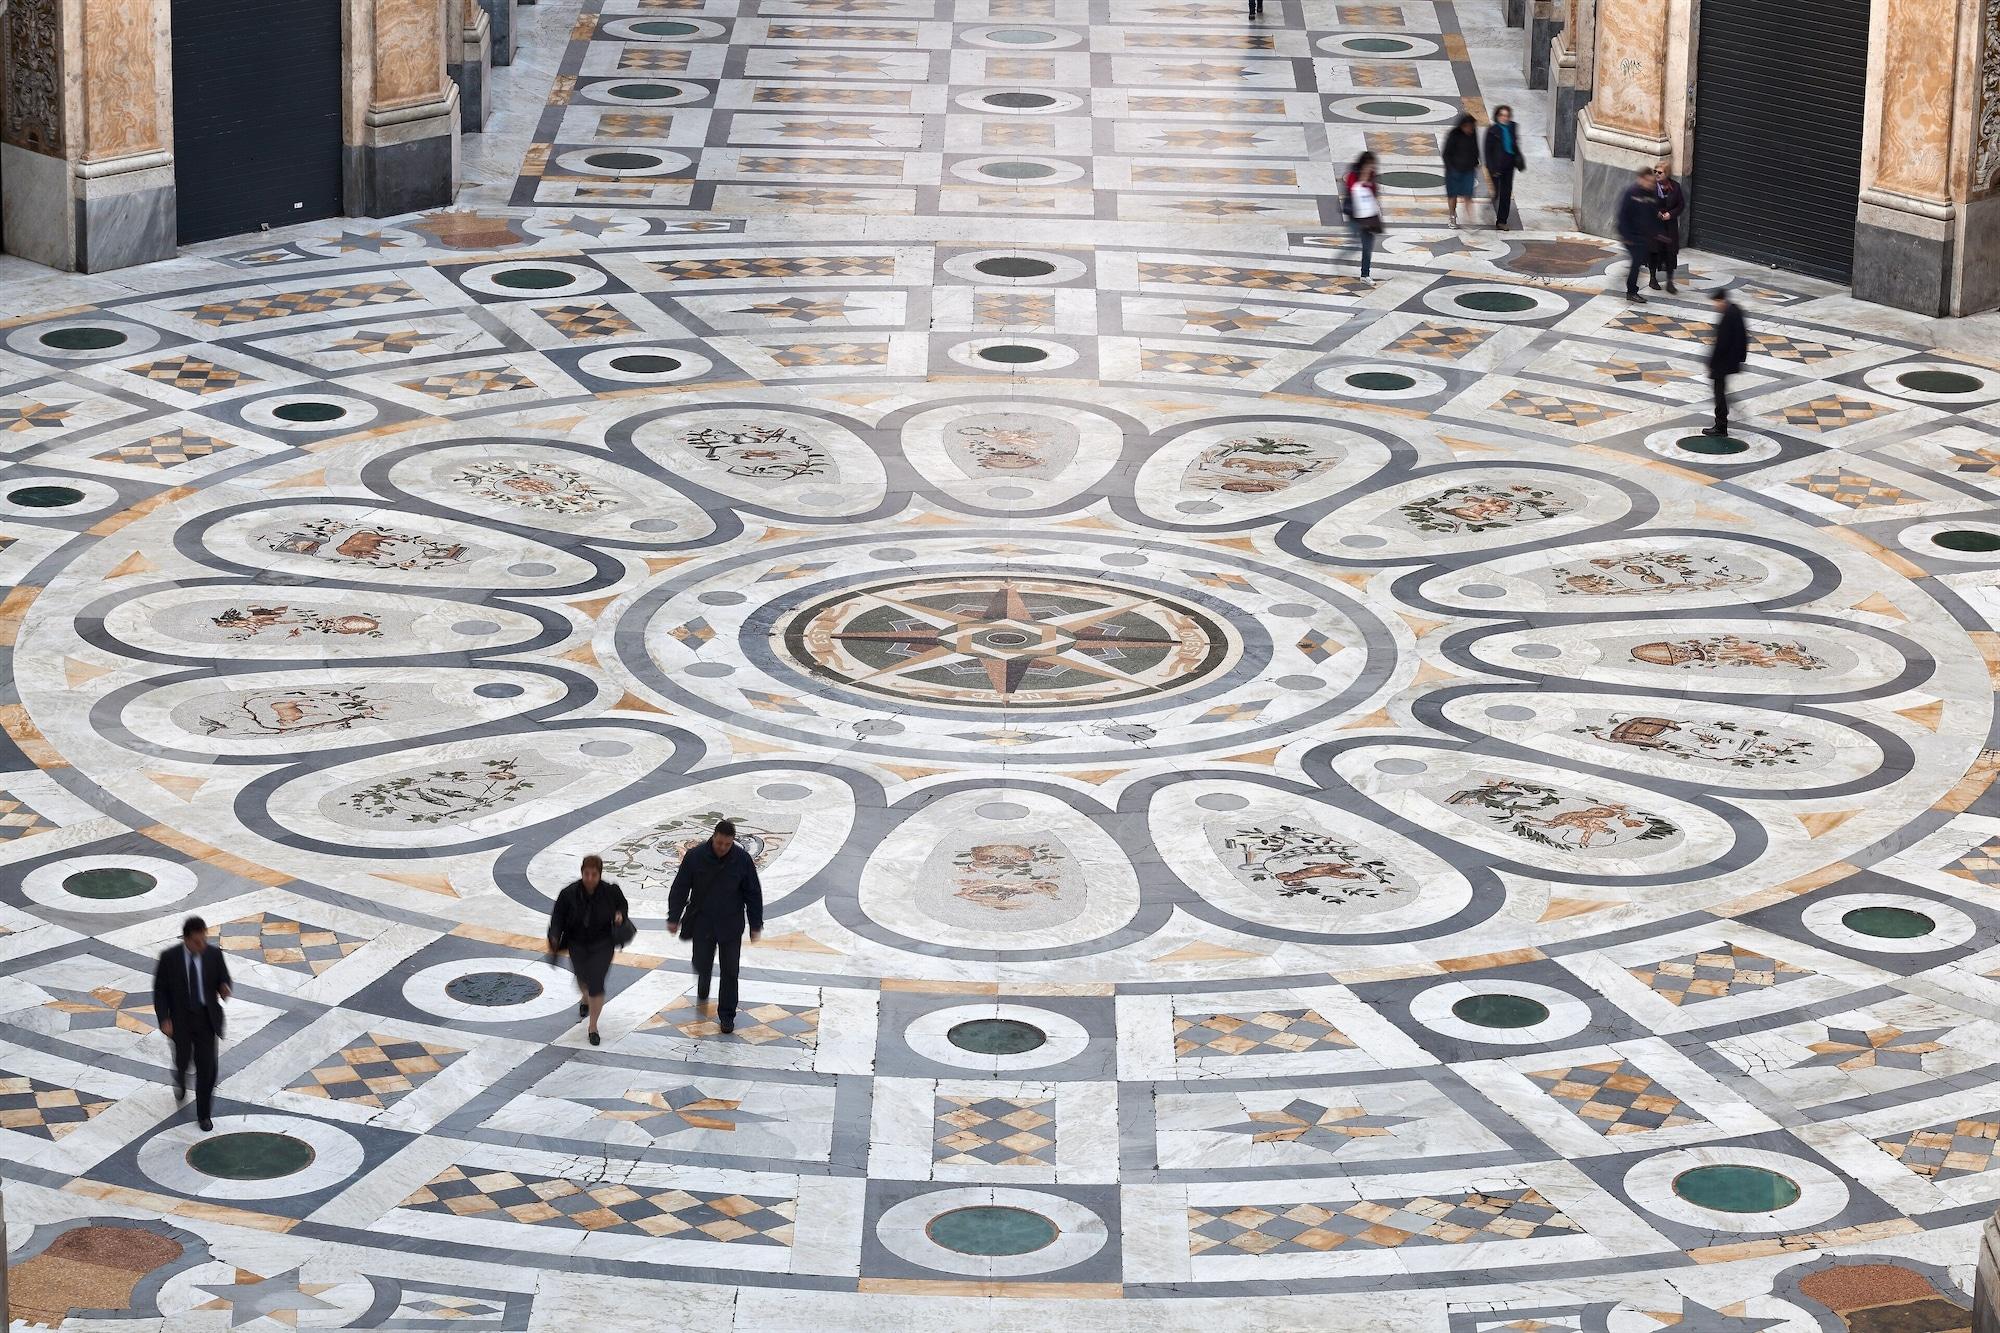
[1549,77,1589,159]
[2,145,176,273]
[1977,1209,2000,1333]
[1573,113,1666,239]
[1523,3,1562,89]
[345,93,461,218]
[1505,0,1526,25]
[1853,199,1953,316]
[451,15,493,132]
[481,0,516,66]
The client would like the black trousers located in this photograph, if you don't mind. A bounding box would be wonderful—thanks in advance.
[172,1015,219,1120]
[1650,242,1679,285]
[1624,243,1646,296]
[689,930,742,1021]
[1490,169,1514,227]
[1711,370,1731,432]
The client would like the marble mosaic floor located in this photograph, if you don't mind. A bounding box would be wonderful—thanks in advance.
[3,0,2000,1329]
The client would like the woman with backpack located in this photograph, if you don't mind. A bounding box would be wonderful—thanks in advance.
[1345,152,1384,281]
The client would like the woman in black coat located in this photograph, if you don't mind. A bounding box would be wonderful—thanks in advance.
[1441,114,1482,228]
[546,853,630,1045]
[1649,157,1688,292]
[1482,104,1526,230]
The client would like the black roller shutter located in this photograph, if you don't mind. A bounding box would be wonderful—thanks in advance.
[1690,0,1872,282]
[171,0,344,245]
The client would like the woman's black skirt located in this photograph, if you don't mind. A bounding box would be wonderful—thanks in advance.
[570,939,615,997]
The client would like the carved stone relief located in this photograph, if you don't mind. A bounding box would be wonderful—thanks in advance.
[2,0,64,157]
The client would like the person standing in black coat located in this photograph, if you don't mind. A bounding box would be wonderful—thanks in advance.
[666,818,763,1034]
[1483,105,1526,230]
[546,854,629,1046]
[1441,114,1482,228]
[1705,289,1749,437]
[1615,166,1659,302]
[1648,157,1687,293]
[153,916,231,1132]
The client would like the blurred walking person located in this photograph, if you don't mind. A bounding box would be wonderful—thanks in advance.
[1442,113,1481,227]
[1704,287,1748,437]
[1345,152,1384,282]
[667,819,764,1035]
[547,853,630,1046]
[1617,165,1659,302]
[1483,105,1526,230]
[1649,158,1686,292]
[153,916,231,1132]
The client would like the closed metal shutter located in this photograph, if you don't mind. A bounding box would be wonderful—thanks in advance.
[170,0,343,245]
[1690,0,1872,282]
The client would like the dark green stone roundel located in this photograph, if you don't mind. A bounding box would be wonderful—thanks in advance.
[607,82,683,100]
[272,401,347,423]
[445,971,545,1006]
[976,256,1056,278]
[1676,434,1749,455]
[982,160,1057,180]
[185,1131,316,1181]
[1671,1164,1800,1213]
[978,344,1048,364]
[63,868,157,899]
[1898,368,1984,395]
[610,354,682,374]
[1348,371,1416,391]
[985,91,1058,109]
[630,18,699,34]
[1840,905,1935,939]
[948,1017,1047,1054]
[585,151,663,171]
[1455,290,1538,313]
[7,485,84,508]
[1347,36,1411,51]
[926,1205,1059,1255]
[1376,170,1442,189]
[1934,529,2000,553]
[1354,100,1429,118]
[1450,993,1549,1029]
[39,326,126,351]
[491,267,579,290]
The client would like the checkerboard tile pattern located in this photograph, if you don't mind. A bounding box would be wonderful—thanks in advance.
[1792,471,1912,509]
[1174,1009,1356,1059]
[1524,1059,1707,1136]
[1874,1113,2000,1181]
[642,996,820,1047]
[1945,838,2000,887]
[0,790,56,842]
[934,1095,1057,1166]
[0,1072,113,1139]
[1627,945,1815,1006]
[401,1166,797,1243]
[288,1032,465,1109]
[1768,395,1891,432]
[94,428,232,470]
[1187,1188,1580,1255]
[212,913,368,977]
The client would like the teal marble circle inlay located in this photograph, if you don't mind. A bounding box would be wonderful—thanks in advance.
[1348,371,1416,391]
[1841,905,1935,939]
[925,1205,1059,1255]
[7,485,84,508]
[1354,100,1429,118]
[947,1018,1047,1054]
[445,971,545,1006]
[185,1131,316,1181]
[607,83,682,100]
[988,27,1057,42]
[1676,434,1749,455]
[585,151,664,171]
[1377,170,1443,188]
[272,401,347,423]
[1934,529,2000,553]
[1450,993,1549,1029]
[978,344,1048,364]
[1455,290,1538,313]
[63,868,157,899]
[1347,36,1412,51]
[630,18,699,34]
[982,160,1057,180]
[610,353,682,374]
[976,256,1056,278]
[1899,368,1983,395]
[1671,1164,1801,1213]
[984,91,1058,109]
[39,326,125,351]
[492,267,580,290]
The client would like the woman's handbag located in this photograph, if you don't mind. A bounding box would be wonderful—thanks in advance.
[613,917,638,948]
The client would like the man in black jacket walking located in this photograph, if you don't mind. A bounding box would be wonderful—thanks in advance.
[1616,166,1658,302]
[666,818,763,1034]
[1705,288,1749,437]
[153,915,231,1131]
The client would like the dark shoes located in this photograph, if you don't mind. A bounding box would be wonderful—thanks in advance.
[173,1078,186,1105]
[720,1020,735,1035]
[588,1031,601,1046]
[1701,426,1729,437]
[198,1117,213,1133]
[1648,279,1660,290]
[1666,282,1679,294]
[1626,292,1647,303]
[578,1001,588,1018]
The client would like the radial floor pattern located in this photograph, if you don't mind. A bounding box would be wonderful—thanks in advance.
[1,0,1999,1329]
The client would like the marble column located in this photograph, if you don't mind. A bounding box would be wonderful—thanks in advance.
[1572,0,1688,237]
[1505,0,1527,29]
[345,0,460,217]
[1522,0,1562,91]
[481,0,516,67]
[1547,0,1592,157]
[1,0,175,272]
[1979,1207,2000,1333]
[1852,0,2000,315]
[448,0,492,133]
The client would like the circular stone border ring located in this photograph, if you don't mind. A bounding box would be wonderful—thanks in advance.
[401,955,584,1024]
[903,1002,1090,1072]
[1623,1145,1848,1234]
[138,1113,364,1201]
[1407,978,1592,1046]
[876,1186,1109,1277]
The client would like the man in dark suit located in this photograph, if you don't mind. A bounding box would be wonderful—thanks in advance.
[152,915,231,1131]
[1705,288,1749,437]
[666,819,763,1034]
[1616,166,1659,302]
